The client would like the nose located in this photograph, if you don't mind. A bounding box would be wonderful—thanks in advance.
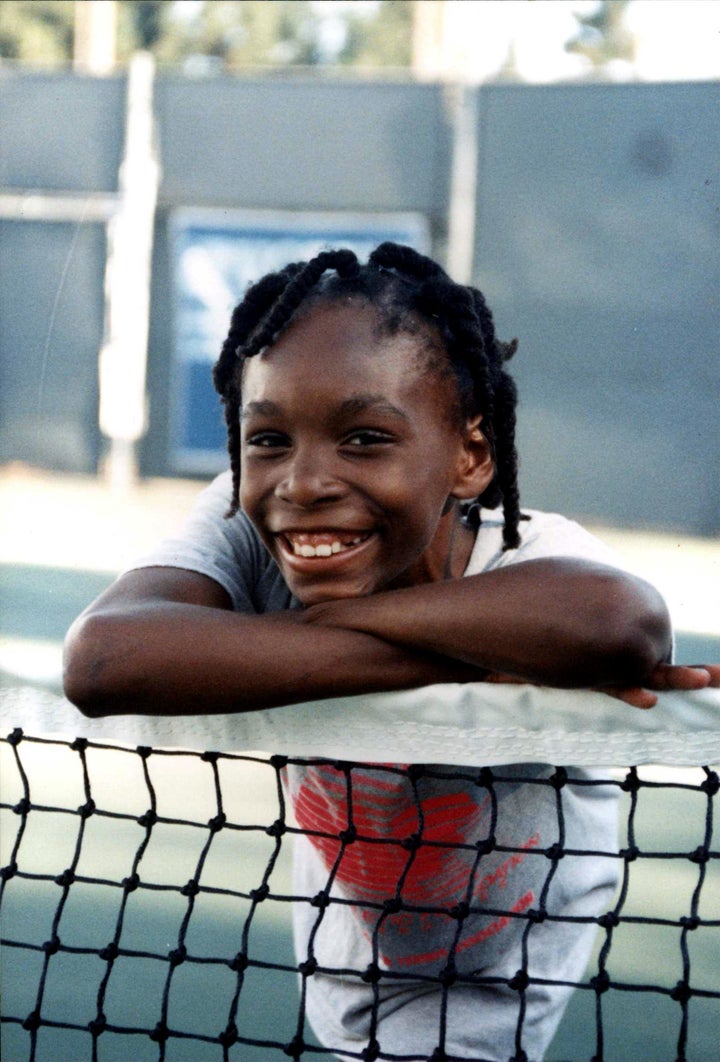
[275,447,345,508]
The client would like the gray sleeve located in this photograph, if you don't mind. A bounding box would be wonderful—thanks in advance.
[466,508,624,575]
[125,471,292,614]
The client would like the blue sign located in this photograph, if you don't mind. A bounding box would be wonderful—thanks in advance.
[169,210,430,474]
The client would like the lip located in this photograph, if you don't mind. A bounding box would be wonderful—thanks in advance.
[274,529,376,569]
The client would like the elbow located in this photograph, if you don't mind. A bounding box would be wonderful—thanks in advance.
[598,573,672,683]
[63,612,125,717]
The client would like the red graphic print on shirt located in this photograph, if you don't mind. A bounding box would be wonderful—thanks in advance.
[291,764,540,970]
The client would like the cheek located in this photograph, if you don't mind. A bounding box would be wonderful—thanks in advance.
[238,462,265,520]
[238,464,250,510]
[403,443,464,503]
[382,490,447,555]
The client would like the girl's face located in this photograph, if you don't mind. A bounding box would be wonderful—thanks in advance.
[239,301,493,605]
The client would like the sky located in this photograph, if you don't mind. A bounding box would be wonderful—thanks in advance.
[425,0,720,83]
[310,0,720,83]
[625,0,720,81]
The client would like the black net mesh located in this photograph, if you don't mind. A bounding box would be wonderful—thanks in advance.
[1,728,719,1062]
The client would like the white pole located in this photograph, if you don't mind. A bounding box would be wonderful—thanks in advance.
[445,82,480,285]
[98,51,160,489]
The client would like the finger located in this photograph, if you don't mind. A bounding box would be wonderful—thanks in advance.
[604,686,657,710]
[483,672,525,686]
[647,664,712,691]
[688,664,720,687]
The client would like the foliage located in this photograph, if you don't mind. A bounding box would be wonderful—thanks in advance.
[336,1,413,68]
[0,0,414,70]
[0,1,75,63]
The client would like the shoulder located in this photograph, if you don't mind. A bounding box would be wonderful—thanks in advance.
[127,472,291,612]
[130,471,258,564]
[466,507,621,575]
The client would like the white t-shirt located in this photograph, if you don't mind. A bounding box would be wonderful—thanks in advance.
[131,472,623,1061]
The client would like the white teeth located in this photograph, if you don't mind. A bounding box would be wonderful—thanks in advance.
[289,536,368,558]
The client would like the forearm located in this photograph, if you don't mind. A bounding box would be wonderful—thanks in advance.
[303,559,672,689]
[64,601,481,717]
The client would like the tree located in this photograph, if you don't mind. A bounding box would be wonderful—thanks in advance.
[0,1,75,63]
[0,0,415,72]
[149,1,413,71]
[152,2,322,69]
[133,0,164,50]
[340,0,413,68]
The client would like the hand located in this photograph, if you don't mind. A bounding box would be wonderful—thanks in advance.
[600,663,720,710]
[482,665,720,711]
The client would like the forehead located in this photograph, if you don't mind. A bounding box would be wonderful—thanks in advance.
[241,301,446,402]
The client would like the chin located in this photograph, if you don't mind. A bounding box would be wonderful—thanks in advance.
[290,579,377,607]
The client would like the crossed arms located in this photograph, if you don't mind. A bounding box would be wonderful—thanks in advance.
[63,559,717,718]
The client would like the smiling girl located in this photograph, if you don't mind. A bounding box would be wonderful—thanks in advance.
[64,244,717,1060]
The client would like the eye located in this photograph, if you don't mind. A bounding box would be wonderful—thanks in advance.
[245,431,290,450]
[342,429,395,449]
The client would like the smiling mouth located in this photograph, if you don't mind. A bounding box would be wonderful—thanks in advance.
[280,530,373,559]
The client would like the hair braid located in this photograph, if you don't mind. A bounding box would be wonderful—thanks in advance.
[368,241,443,282]
[464,288,522,547]
[240,249,359,362]
[222,381,242,517]
[213,264,303,396]
[411,275,502,487]
[491,372,521,549]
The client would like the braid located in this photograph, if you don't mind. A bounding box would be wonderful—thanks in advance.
[213,264,302,395]
[222,379,242,518]
[240,249,360,361]
[368,241,443,282]
[465,287,522,550]
[490,373,522,549]
[212,241,522,547]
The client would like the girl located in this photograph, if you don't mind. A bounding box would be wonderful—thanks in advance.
[64,244,716,1061]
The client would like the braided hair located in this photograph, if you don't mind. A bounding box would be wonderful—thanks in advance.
[213,243,523,550]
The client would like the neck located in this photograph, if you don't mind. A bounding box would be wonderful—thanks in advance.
[444,513,461,580]
[401,507,475,587]
[443,507,475,580]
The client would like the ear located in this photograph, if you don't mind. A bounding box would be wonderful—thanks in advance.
[450,415,495,500]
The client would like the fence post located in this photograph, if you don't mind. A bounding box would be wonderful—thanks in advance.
[98,51,160,490]
[445,82,479,286]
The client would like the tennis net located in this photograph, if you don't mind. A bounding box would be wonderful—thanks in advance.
[2,718,719,1062]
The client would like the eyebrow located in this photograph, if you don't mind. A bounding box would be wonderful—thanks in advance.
[339,394,410,421]
[241,395,410,422]
[240,400,281,419]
